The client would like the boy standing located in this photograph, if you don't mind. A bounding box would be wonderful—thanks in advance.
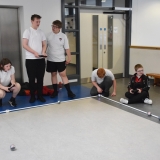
[46,20,75,98]
[23,14,47,103]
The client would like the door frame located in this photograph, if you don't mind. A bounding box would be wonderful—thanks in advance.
[61,0,132,84]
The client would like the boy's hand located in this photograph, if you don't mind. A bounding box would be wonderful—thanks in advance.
[97,87,103,93]
[11,83,15,87]
[111,91,116,96]
[137,89,142,93]
[5,87,10,92]
[34,52,39,58]
[42,53,47,57]
[130,89,134,94]
[66,58,71,65]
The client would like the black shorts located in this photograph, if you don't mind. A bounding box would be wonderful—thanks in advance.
[46,61,66,73]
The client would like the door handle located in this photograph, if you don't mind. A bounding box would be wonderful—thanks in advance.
[104,52,105,54]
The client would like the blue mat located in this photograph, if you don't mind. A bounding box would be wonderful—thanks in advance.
[0,85,91,114]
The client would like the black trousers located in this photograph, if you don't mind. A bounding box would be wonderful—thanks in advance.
[90,76,113,96]
[26,59,45,96]
[125,91,148,104]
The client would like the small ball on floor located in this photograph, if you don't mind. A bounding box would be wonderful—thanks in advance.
[57,101,61,104]
[10,144,16,151]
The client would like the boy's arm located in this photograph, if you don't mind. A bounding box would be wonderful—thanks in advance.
[128,77,133,91]
[142,76,150,92]
[10,74,16,86]
[111,79,116,96]
[65,49,71,64]
[42,40,47,56]
[128,76,134,93]
[22,39,39,58]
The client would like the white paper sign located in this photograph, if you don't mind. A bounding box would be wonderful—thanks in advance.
[114,27,118,33]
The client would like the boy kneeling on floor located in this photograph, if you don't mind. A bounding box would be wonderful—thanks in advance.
[90,68,116,97]
[0,58,21,107]
[120,64,152,105]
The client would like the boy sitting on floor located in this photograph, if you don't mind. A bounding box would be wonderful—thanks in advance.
[120,64,152,105]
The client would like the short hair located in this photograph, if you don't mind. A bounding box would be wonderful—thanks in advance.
[52,20,62,28]
[31,14,41,21]
[0,58,12,70]
[97,68,106,78]
[134,64,143,71]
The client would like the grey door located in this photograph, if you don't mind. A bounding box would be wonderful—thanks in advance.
[0,8,22,83]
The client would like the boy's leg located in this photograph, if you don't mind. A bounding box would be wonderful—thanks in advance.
[25,59,36,103]
[47,61,58,98]
[59,70,76,98]
[125,92,135,99]
[127,91,148,104]
[90,86,99,96]
[99,76,113,97]
[36,59,46,102]
[50,72,58,98]
[0,89,6,106]
[9,83,21,107]
[12,83,21,98]
[58,62,75,98]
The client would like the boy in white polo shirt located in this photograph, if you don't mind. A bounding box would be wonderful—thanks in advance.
[22,14,47,103]
[0,58,21,107]
[46,20,75,98]
[90,68,117,97]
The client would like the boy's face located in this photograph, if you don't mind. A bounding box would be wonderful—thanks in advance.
[31,18,41,29]
[52,25,60,33]
[136,67,144,76]
[3,63,11,72]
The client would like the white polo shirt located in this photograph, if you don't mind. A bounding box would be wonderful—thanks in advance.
[23,27,46,59]
[0,66,15,86]
[91,69,115,84]
[47,32,69,62]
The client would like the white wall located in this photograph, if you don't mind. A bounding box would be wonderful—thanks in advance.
[130,0,160,75]
[0,0,61,85]
[130,48,160,74]
[132,0,160,46]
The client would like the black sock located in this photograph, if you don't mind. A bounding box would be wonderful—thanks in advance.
[10,97,15,101]
[52,84,58,93]
[64,83,71,93]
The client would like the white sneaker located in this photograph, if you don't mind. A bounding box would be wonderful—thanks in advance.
[120,98,128,104]
[144,98,152,105]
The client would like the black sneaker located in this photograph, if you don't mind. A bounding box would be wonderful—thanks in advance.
[29,96,36,103]
[37,96,46,102]
[50,92,58,98]
[9,98,17,107]
[0,99,2,107]
[68,91,76,98]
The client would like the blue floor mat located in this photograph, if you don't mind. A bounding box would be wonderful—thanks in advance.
[0,85,91,114]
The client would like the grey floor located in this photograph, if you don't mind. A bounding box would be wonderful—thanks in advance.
[82,78,160,123]
[1,98,160,160]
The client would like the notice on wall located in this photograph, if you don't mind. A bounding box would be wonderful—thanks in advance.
[114,27,118,33]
